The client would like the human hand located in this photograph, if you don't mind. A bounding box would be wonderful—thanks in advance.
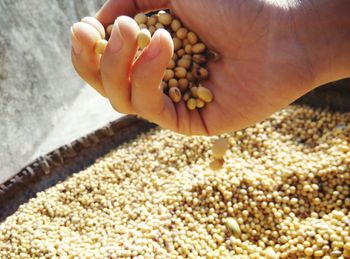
[71,0,350,135]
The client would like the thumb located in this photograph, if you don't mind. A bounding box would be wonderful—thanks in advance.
[96,0,171,26]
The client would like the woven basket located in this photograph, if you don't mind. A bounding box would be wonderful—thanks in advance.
[0,78,349,222]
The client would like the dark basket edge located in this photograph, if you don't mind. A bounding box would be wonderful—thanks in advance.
[295,78,350,112]
[0,115,155,222]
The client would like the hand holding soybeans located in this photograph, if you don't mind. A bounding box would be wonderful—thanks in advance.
[71,0,350,136]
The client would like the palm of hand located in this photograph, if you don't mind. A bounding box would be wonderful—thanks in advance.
[169,0,314,134]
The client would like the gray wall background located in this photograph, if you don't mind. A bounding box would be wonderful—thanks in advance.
[0,0,122,183]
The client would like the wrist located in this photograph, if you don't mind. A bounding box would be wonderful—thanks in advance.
[293,0,350,88]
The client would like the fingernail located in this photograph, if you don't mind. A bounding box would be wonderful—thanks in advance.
[71,25,82,55]
[147,33,161,60]
[109,19,123,53]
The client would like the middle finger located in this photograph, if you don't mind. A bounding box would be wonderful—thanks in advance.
[100,16,139,114]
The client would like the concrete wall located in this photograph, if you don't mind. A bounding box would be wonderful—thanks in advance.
[0,0,113,182]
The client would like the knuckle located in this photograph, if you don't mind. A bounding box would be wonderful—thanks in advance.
[109,100,134,115]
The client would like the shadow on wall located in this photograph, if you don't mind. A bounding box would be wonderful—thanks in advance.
[0,0,105,181]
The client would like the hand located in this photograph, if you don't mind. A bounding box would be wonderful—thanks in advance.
[71,0,350,135]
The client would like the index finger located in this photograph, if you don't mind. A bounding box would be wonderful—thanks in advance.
[96,0,170,26]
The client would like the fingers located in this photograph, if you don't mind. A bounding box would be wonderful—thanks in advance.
[71,20,106,96]
[96,0,170,26]
[131,29,176,126]
[100,16,139,114]
[81,17,106,39]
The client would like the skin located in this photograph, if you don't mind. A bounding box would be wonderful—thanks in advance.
[71,0,350,136]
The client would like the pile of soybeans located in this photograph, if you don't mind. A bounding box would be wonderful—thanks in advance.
[0,105,349,258]
[96,11,216,110]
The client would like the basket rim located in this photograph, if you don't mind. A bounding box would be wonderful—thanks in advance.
[0,115,154,222]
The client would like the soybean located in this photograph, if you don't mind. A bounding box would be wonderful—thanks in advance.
[226,218,241,237]
[106,24,113,35]
[158,12,172,26]
[171,19,181,32]
[192,54,207,64]
[264,247,278,259]
[94,39,108,55]
[134,13,147,25]
[146,16,157,27]
[176,48,185,58]
[167,59,176,69]
[138,23,148,30]
[137,29,151,49]
[197,86,213,103]
[168,78,178,88]
[187,31,198,45]
[192,43,206,53]
[187,98,197,110]
[192,66,209,80]
[183,91,191,101]
[209,159,224,170]
[174,67,187,78]
[173,38,182,51]
[148,26,156,35]
[178,78,189,91]
[196,98,205,108]
[177,58,191,69]
[184,44,192,54]
[212,138,229,159]
[155,23,164,29]
[176,27,188,40]
[190,86,198,98]
[163,69,175,81]
[169,87,182,103]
